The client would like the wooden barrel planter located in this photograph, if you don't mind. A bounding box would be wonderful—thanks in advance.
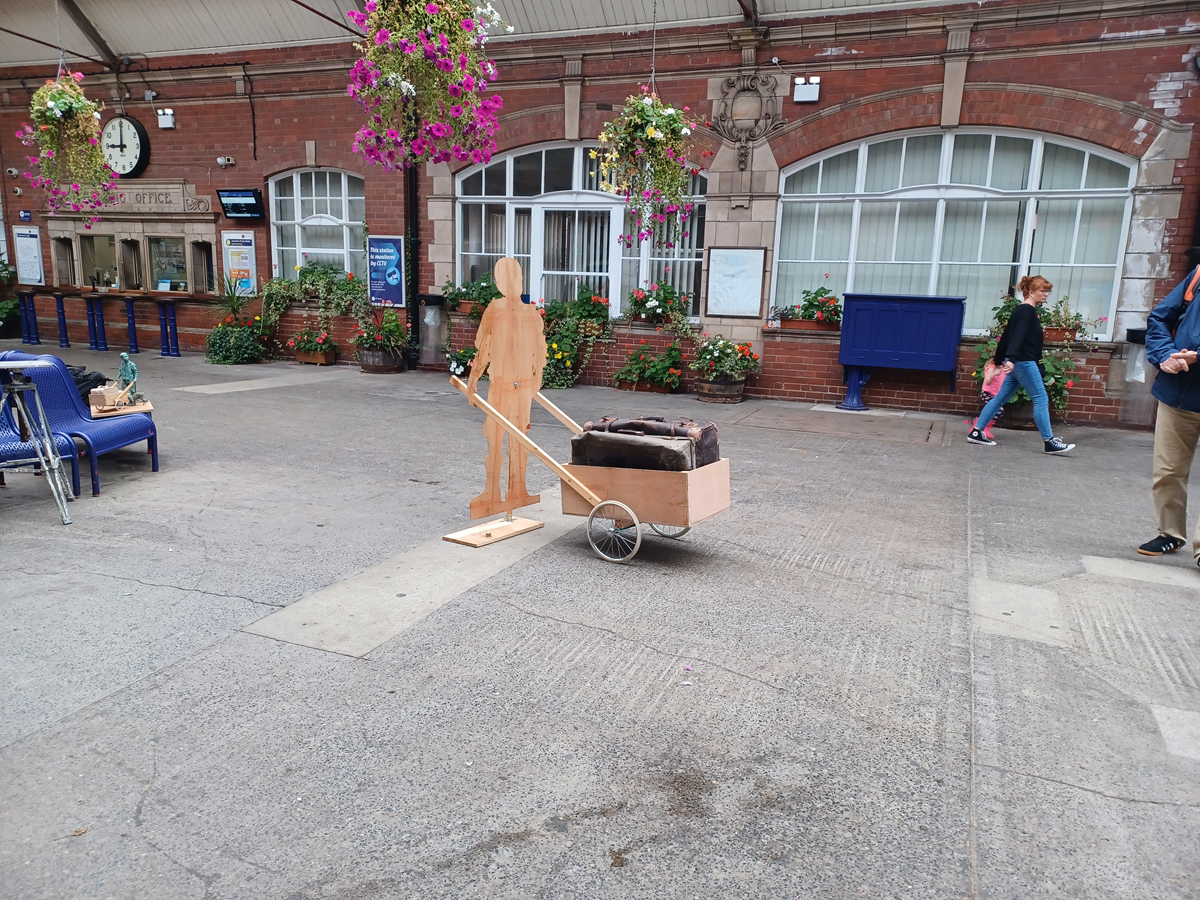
[358,348,405,374]
[696,377,746,403]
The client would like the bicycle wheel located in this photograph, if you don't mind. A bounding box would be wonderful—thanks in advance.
[586,500,642,563]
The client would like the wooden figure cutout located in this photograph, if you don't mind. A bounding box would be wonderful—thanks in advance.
[466,257,546,519]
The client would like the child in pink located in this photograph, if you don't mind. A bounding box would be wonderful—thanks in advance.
[979,363,1007,440]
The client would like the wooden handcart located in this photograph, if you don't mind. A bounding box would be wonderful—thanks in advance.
[452,375,730,562]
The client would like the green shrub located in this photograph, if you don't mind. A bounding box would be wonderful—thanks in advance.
[206,324,264,365]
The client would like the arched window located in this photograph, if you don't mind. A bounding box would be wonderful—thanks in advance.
[456,142,706,315]
[269,169,366,279]
[775,130,1134,338]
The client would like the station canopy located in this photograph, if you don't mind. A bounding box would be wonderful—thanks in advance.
[3,0,970,68]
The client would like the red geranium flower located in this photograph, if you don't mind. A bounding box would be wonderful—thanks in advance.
[1066,379,1074,388]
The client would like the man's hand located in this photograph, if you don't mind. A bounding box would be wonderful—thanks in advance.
[1162,349,1198,374]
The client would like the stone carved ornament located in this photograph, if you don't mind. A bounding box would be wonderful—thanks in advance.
[712,73,786,170]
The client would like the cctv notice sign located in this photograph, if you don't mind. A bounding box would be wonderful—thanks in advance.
[12,225,44,285]
[368,235,405,307]
[221,231,257,295]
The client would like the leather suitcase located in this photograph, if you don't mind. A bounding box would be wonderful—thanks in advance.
[570,430,696,471]
[582,416,719,467]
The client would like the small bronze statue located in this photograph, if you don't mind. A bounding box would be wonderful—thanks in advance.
[114,353,146,407]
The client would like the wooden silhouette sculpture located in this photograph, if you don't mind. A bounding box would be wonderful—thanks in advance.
[466,257,546,519]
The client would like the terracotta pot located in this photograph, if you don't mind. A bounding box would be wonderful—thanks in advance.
[781,318,839,332]
[294,349,336,365]
[1043,327,1076,343]
[615,380,673,394]
[358,348,405,374]
[697,376,746,403]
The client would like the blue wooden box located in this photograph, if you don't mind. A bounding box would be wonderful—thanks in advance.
[836,293,966,409]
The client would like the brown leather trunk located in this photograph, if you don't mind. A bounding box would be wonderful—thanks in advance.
[582,416,720,467]
[570,431,696,471]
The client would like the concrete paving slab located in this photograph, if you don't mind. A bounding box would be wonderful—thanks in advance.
[1083,553,1200,589]
[1152,706,1200,760]
[970,577,1074,647]
[243,487,580,656]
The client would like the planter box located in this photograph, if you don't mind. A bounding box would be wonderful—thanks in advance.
[358,348,405,374]
[1043,327,1076,343]
[781,318,839,332]
[294,349,336,365]
[615,380,674,394]
[696,377,746,403]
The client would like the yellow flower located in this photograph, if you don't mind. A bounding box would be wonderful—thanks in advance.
[555,352,562,359]
[565,360,571,367]
[588,150,597,159]
[646,126,657,138]
[552,343,558,349]
[255,315,261,321]
[294,265,301,271]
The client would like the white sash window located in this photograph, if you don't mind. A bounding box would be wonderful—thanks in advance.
[269,169,366,279]
[776,130,1134,338]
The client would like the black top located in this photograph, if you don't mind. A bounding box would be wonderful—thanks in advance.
[994,302,1043,364]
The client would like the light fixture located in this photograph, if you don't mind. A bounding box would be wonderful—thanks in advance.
[156,108,175,129]
[793,76,820,103]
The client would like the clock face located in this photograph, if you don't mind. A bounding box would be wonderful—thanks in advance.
[101,116,150,178]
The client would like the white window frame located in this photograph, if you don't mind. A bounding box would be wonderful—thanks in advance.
[268,168,366,280]
[774,127,1135,340]
[454,141,706,317]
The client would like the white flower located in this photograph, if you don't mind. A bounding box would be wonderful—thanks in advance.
[46,100,56,107]
[642,97,653,106]
[665,107,675,115]
[506,25,514,32]
[681,127,691,136]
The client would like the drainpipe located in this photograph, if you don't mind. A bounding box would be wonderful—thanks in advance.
[406,163,420,370]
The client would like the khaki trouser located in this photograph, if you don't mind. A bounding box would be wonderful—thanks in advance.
[1153,401,1200,556]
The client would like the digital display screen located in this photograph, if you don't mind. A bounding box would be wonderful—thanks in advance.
[217,189,264,218]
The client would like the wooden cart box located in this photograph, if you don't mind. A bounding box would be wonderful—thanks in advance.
[560,458,731,528]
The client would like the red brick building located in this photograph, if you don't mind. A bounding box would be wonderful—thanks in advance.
[2,0,1196,425]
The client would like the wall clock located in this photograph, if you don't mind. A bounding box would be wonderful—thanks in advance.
[101,115,150,178]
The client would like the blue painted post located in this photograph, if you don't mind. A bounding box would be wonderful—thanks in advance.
[94,297,108,351]
[54,293,70,348]
[18,290,32,343]
[157,302,170,356]
[837,366,872,411]
[125,298,139,353]
[26,292,41,345]
[85,297,98,349]
[166,302,180,357]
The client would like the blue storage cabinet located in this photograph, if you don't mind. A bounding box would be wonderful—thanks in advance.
[836,293,966,410]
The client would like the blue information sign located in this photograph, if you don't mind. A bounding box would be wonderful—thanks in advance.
[368,235,405,307]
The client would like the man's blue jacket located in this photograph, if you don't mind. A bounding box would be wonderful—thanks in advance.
[1147,267,1200,412]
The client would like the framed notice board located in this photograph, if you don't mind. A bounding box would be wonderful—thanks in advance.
[705,247,766,318]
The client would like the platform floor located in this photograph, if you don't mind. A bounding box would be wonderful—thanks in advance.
[2,340,1197,900]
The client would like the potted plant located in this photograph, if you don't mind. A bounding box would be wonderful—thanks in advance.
[441,273,502,323]
[288,327,339,364]
[346,0,509,170]
[624,281,691,327]
[17,72,120,226]
[690,335,759,403]
[1042,295,1104,343]
[613,340,685,393]
[353,306,409,373]
[539,285,613,389]
[772,286,842,331]
[597,86,704,247]
[447,345,477,376]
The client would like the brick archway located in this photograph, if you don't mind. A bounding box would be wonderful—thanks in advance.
[768,83,1171,169]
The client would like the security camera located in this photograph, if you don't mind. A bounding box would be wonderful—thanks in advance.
[771,56,779,64]
[217,157,226,167]
[11,187,21,195]
[5,167,17,177]
[217,156,235,167]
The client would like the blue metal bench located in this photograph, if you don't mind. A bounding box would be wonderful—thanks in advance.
[0,351,158,495]
[0,396,82,498]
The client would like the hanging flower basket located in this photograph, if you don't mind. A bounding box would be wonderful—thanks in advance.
[346,0,510,169]
[17,72,120,227]
[597,86,705,248]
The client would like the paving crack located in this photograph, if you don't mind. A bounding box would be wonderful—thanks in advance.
[15,568,281,608]
[979,763,1200,808]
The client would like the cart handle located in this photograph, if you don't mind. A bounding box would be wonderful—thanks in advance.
[451,376,603,507]
[534,391,582,434]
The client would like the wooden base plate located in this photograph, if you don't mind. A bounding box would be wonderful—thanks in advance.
[91,401,154,418]
[443,516,545,548]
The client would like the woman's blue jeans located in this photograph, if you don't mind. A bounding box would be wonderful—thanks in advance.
[974,360,1053,440]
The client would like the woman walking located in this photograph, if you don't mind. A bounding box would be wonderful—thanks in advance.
[967,275,1075,454]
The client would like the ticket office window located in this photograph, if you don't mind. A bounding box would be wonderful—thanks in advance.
[80,235,118,288]
[120,240,143,291]
[191,241,215,294]
[52,238,76,287]
[149,236,188,292]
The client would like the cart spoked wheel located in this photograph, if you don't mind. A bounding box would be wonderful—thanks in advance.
[650,523,691,539]
[587,500,642,563]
